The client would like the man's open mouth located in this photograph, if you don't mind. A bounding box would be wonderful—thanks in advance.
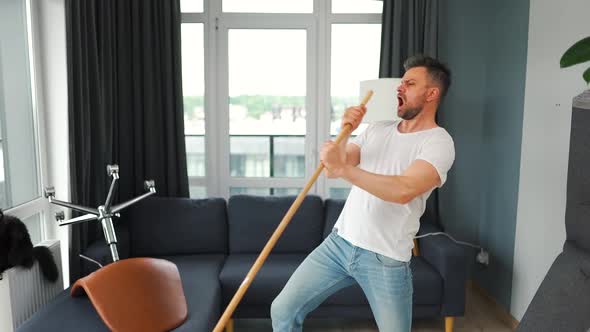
[397,96,404,107]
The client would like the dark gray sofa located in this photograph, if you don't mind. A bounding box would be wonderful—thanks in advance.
[18,194,468,331]
[517,96,590,331]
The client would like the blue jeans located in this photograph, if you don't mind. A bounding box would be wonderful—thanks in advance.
[271,230,413,332]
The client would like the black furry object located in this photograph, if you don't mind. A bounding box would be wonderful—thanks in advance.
[0,209,59,282]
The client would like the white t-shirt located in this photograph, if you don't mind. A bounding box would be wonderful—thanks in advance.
[333,120,455,262]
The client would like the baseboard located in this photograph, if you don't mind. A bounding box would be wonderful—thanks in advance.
[467,280,519,331]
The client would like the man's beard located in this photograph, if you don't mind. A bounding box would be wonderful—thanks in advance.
[399,107,422,120]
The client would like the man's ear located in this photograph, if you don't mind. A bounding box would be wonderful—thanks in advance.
[426,87,440,102]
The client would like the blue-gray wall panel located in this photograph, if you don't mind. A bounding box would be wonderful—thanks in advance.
[438,0,530,309]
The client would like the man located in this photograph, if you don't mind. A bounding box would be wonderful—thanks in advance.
[271,55,455,332]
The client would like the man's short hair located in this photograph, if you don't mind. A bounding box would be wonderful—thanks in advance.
[403,55,451,100]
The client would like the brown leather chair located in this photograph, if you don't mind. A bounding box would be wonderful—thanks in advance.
[72,258,187,332]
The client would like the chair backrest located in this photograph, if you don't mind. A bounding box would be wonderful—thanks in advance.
[71,258,187,332]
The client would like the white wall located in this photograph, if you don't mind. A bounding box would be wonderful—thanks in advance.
[512,0,590,320]
[32,0,70,287]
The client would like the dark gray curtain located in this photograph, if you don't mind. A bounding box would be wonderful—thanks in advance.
[66,0,189,282]
[379,0,441,227]
[379,0,439,78]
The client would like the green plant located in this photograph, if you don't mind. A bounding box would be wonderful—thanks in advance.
[560,36,590,84]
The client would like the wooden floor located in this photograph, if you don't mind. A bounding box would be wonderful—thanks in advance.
[234,285,516,331]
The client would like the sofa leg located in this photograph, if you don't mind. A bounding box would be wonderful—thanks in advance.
[445,316,454,332]
[226,318,234,332]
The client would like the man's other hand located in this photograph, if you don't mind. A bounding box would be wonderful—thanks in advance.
[341,106,367,131]
[321,141,347,178]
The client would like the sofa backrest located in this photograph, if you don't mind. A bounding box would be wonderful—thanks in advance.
[228,195,324,254]
[323,199,345,238]
[323,192,440,238]
[565,104,590,252]
[421,190,439,226]
[127,197,228,257]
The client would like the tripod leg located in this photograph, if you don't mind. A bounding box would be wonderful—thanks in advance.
[109,243,119,262]
[100,215,119,262]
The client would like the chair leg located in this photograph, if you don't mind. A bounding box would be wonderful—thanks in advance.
[445,316,454,332]
[226,318,234,332]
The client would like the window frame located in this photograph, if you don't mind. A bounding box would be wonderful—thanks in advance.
[2,0,52,244]
[182,0,381,199]
[320,3,381,196]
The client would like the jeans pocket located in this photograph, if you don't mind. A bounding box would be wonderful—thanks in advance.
[375,253,406,268]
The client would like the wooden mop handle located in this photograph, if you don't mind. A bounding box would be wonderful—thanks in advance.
[212,90,374,332]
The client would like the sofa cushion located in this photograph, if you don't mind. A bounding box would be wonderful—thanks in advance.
[162,255,226,332]
[219,253,441,309]
[127,197,228,256]
[517,241,590,332]
[228,195,324,254]
[410,256,443,305]
[18,291,107,332]
[219,254,306,306]
[18,255,225,332]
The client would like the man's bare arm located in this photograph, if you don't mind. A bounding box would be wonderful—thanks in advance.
[336,159,441,204]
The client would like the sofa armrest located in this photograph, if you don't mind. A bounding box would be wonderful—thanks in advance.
[80,223,130,276]
[418,223,468,317]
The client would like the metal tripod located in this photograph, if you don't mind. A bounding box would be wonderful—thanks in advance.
[44,164,156,262]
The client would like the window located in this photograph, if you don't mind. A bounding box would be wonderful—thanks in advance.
[332,0,382,14]
[230,187,301,196]
[223,0,313,13]
[328,22,381,197]
[228,29,307,180]
[181,1,381,199]
[180,0,203,13]
[181,23,207,197]
[22,213,42,244]
[329,187,351,200]
[0,0,48,244]
[330,24,382,136]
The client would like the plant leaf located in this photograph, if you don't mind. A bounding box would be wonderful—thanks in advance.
[584,67,590,85]
[560,37,590,68]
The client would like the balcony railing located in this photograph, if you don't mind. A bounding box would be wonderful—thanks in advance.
[186,134,305,178]
[185,134,351,198]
